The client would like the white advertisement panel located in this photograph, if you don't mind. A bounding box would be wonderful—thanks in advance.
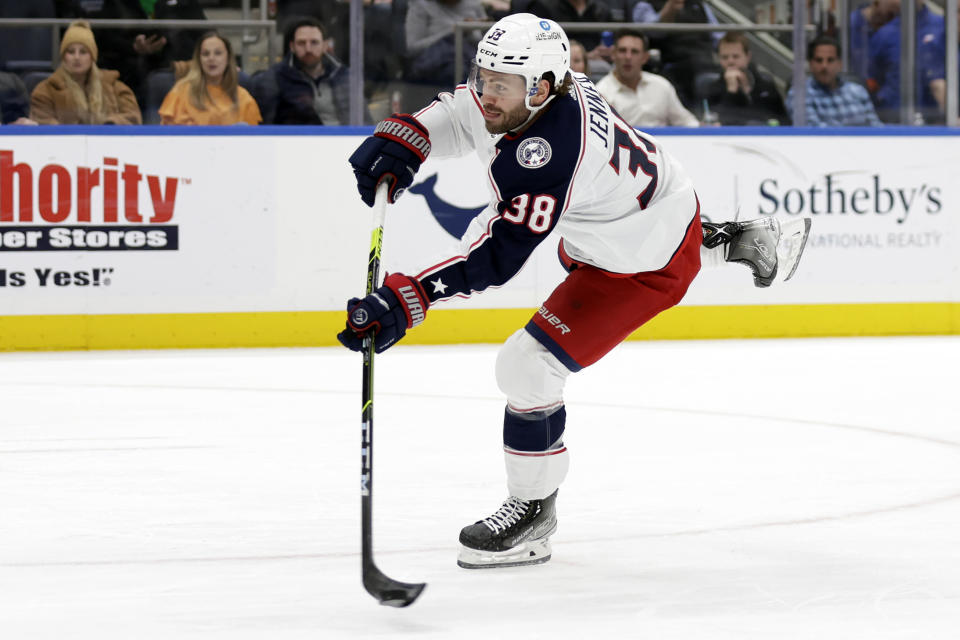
[0,131,957,319]
[0,134,366,315]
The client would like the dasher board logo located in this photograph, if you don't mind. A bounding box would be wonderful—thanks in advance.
[0,150,182,251]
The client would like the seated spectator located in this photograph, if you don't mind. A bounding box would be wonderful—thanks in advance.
[527,0,613,61]
[404,0,487,85]
[29,20,142,124]
[569,39,589,75]
[63,0,207,105]
[921,2,959,124]
[277,0,350,62]
[159,32,261,125]
[265,18,354,125]
[0,71,37,124]
[596,29,699,127]
[632,0,721,108]
[787,35,881,127]
[848,0,898,82]
[867,0,944,123]
[706,32,789,126]
[276,0,402,93]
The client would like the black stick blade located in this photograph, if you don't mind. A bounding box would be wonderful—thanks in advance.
[363,563,426,607]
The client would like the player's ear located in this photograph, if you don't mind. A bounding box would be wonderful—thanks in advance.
[530,79,551,107]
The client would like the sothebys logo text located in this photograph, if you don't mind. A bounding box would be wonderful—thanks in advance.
[757,174,941,224]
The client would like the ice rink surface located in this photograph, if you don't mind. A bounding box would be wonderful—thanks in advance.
[1,336,959,639]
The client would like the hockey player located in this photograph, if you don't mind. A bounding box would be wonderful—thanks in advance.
[340,14,810,569]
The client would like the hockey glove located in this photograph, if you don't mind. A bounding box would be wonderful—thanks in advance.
[348,114,431,207]
[337,273,430,353]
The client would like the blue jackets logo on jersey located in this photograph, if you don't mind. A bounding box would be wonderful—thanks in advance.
[517,137,552,169]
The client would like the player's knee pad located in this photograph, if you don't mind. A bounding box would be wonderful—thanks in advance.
[503,405,569,500]
[495,329,570,412]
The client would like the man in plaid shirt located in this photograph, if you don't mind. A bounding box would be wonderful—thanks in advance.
[787,35,882,127]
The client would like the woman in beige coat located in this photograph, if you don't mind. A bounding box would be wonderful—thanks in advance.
[30,20,142,125]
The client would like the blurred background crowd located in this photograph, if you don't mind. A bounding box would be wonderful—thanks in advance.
[0,0,956,128]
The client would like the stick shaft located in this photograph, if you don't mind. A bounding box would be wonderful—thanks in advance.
[360,184,389,568]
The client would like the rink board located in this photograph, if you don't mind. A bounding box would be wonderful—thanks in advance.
[0,126,958,350]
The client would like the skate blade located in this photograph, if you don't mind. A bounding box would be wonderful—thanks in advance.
[777,218,812,282]
[457,538,552,569]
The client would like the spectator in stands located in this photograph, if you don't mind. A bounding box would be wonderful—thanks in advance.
[705,32,788,126]
[632,0,721,108]
[867,0,943,123]
[404,0,487,85]
[30,20,142,124]
[596,29,699,127]
[527,0,614,62]
[570,39,589,74]
[264,18,353,125]
[0,72,37,124]
[63,0,207,105]
[848,0,898,82]
[277,0,349,62]
[921,2,959,124]
[158,31,261,125]
[276,0,403,94]
[787,35,881,127]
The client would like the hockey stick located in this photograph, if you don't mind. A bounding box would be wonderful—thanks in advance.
[359,182,427,607]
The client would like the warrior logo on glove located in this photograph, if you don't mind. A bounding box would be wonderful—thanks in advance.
[374,119,431,160]
[348,114,432,207]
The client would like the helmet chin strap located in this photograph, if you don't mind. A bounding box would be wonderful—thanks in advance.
[508,89,557,134]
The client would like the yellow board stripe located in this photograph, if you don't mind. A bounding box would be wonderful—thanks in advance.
[1,303,958,351]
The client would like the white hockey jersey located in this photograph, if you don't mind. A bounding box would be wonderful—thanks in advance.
[412,72,699,305]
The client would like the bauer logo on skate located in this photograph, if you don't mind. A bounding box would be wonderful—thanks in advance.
[0,150,182,251]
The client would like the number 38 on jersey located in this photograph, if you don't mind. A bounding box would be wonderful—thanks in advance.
[502,193,558,234]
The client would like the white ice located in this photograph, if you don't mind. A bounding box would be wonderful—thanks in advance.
[1,337,959,639]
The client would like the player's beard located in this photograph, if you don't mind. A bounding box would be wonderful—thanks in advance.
[482,101,532,134]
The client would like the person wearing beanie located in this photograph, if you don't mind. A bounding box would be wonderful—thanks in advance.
[29,20,142,125]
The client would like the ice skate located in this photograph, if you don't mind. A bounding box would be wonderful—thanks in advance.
[706,217,811,287]
[457,491,558,569]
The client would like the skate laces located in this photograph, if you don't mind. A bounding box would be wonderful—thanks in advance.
[481,496,530,534]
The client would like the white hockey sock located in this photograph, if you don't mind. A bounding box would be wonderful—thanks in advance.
[504,439,570,501]
[700,243,726,269]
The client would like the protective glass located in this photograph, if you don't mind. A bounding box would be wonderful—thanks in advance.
[467,63,530,101]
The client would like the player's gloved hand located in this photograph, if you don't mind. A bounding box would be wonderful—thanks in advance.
[348,114,431,207]
[337,273,430,353]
